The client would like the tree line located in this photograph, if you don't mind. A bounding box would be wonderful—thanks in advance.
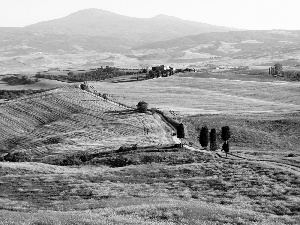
[1,75,39,85]
[36,66,137,82]
[269,63,300,81]
[0,89,49,100]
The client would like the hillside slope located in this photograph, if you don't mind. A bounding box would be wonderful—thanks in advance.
[0,85,174,159]
[131,30,300,66]
[26,8,239,43]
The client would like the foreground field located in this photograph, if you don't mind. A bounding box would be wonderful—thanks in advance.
[1,147,299,224]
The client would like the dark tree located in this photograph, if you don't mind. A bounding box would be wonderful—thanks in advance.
[177,123,185,139]
[221,126,231,142]
[199,126,209,149]
[210,128,218,151]
[274,63,283,75]
[222,141,229,157]
[136,101,148,113]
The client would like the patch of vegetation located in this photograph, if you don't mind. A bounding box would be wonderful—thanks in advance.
[41,146,210,167]
[184,113,300,151]
[136,101,148,113]
[36,66,139,82]
[269,63,300,81]
[2,75,39,85]
[0,89,49,100]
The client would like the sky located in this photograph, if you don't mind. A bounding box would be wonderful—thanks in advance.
[0,0,299,30]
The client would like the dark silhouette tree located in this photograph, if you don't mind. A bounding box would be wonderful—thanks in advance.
[177,123,185,147]
[221,126,230,157]
[221,126,231,142]
[136,101,148,113]
[199,126,209,149]
[274,63,283,75]
[177,123,185,139]
[222,141,229,157]
[210,128,218,151]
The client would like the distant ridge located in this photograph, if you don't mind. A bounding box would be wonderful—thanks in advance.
[26,8,240,43]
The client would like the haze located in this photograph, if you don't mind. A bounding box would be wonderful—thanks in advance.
[1,0,300,30]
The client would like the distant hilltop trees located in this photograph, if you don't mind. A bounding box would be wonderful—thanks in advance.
[269,63,300,81]
[0,89,48,100]
[2,75,39,85]
[36,66,132,82]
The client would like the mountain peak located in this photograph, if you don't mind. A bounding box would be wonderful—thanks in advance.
[67,8,120,18]
[152,14,179,20]
[26,8,239,42]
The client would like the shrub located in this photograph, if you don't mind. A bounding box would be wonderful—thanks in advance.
[210,129,218,151]
[106,156,133,167]
[3,151,31,162]
[199,126,209,149]
[221,126,231,142]
[137,101,148,113]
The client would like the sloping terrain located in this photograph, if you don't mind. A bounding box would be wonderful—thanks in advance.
[26,9,238,42]
[132,30,300,67]
[90,74,300,115]
[0,75,299,224]
[0,85,174,159]
[0,148,299,224]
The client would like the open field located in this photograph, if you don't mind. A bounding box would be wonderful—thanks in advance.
[1,147,300,224]
[90,73,300,115]
[0,72,299,224]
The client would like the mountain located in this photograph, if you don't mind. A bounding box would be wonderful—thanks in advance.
[26,8,239,43]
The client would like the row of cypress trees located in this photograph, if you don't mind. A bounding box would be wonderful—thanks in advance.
[199,126,230,152]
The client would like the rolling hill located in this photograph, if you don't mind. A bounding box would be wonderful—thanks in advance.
[0,85,174,159]
[26,8,239,43]
[131,30,300,66]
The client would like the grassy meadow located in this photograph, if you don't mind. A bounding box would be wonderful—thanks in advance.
[0,72,299,224]
[90,73,300,115]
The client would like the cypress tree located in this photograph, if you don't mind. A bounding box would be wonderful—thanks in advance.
[177,123,185,139]
[199,126,209,149]
[222,141,229,157]
[210,128,218,151]
[221,126,231,142]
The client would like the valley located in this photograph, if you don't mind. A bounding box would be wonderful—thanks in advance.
[0,7,300,225]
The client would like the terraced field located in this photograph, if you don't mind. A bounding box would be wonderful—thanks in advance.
[0,85,174,160]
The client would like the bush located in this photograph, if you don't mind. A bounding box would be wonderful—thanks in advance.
[210,129,218,151]
[106,156,133,167]
[3,151,31,162]
[199,126,209,149]
[137,101,148,112]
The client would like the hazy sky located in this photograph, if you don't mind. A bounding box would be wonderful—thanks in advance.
[0,0,299,30]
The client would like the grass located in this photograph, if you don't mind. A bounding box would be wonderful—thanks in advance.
[0,72,299,224]
[0,147,299,224]
[0,85,174,156]
[89,73,300,115]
